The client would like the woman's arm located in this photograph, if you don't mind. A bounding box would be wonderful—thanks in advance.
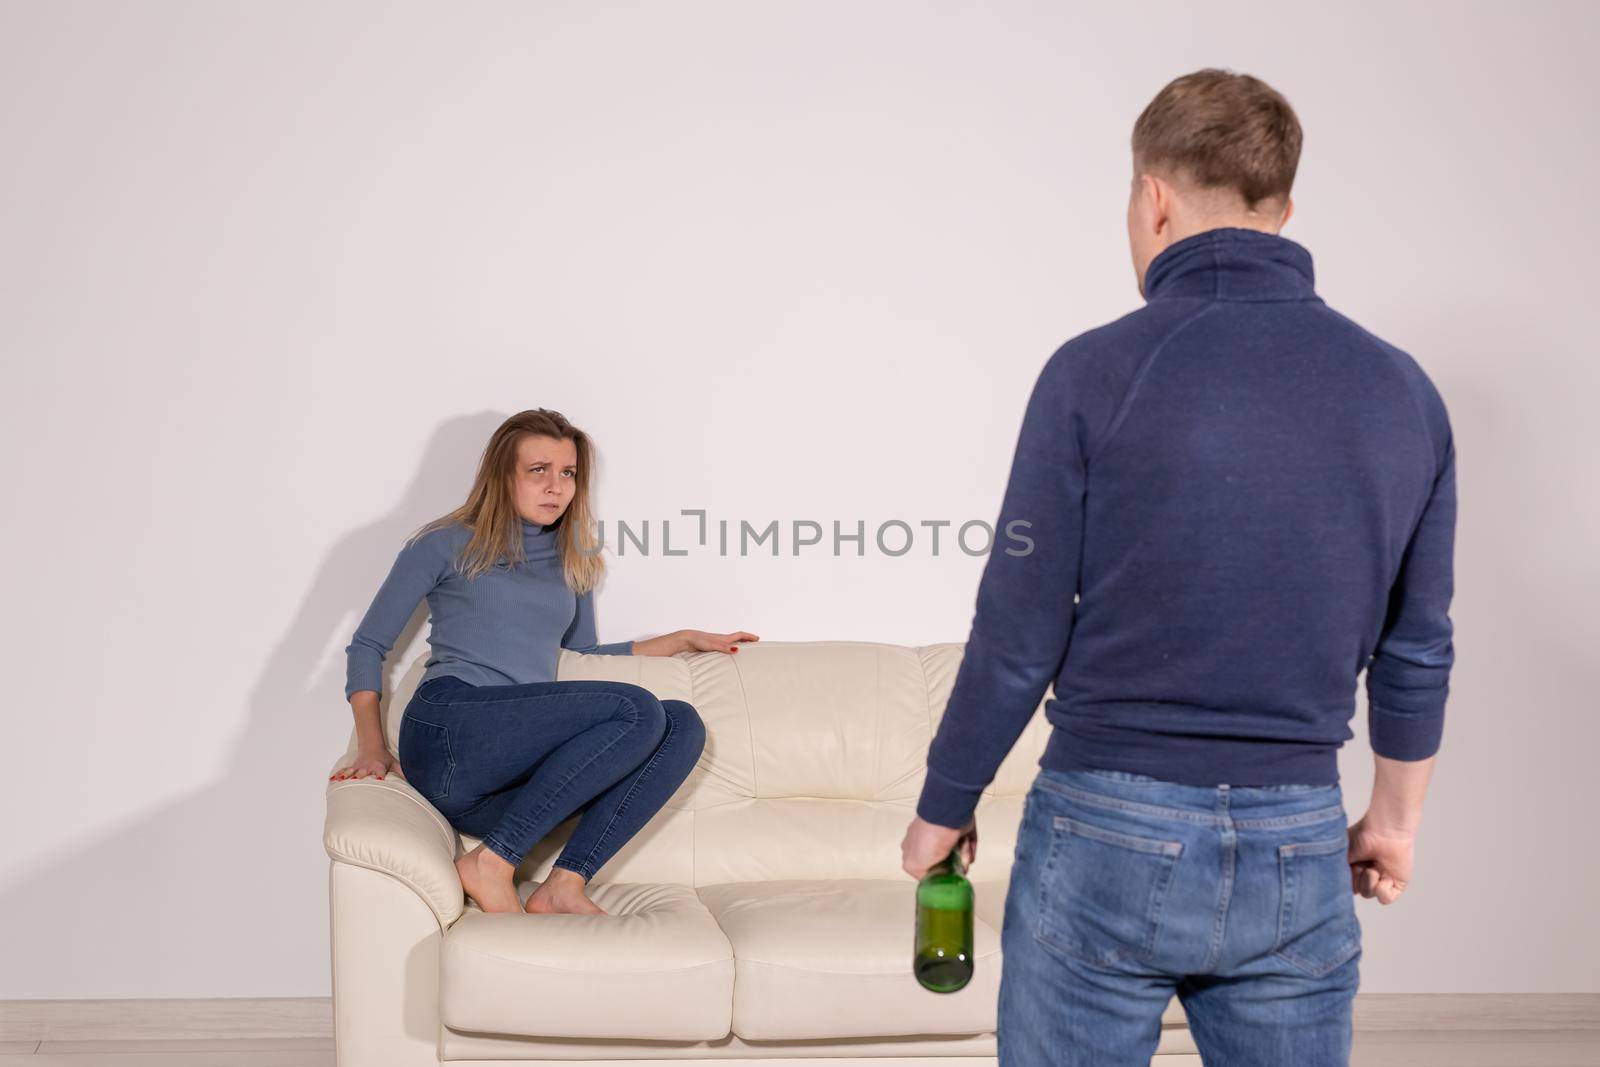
[631,632,685,657]
[563,590,760,659]
[345,531,451,701]
[562,589,638,656]
[346,691,387,765]
[638,630,760,656]
[334,532,450,779]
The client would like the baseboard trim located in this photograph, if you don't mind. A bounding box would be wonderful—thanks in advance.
[0,998,331,1044]
[1351,993,1600,1031]
[0,994,1594,1044]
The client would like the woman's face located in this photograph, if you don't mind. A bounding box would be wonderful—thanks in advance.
[512,434,579,527]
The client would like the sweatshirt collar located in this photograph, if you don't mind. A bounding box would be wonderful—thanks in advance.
[519,515,559,556]
[1142,226,1319,303]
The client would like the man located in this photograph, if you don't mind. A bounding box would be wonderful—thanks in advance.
[899,68,1456,1067]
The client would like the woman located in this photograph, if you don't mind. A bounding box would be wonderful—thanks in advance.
[330,408,757,915]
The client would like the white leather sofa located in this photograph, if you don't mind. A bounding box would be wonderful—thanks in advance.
[324,639,1193,1065]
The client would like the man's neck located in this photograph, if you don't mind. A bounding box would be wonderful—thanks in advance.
[1166,216,1282,245]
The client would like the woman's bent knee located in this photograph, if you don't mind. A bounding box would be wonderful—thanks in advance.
[607,682,669,742]
[662,699,707,754]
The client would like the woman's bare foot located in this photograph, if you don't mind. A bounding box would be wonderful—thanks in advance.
[454,844,524,913]
[524,866,607,915]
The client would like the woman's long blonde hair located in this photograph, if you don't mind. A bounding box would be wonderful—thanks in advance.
[406,409,606,593]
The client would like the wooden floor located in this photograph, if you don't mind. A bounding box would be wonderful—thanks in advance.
[0,995,1595,1065]
[0,1033,1598,1066]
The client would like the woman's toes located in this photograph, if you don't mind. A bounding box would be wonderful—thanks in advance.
[523,884,607,915]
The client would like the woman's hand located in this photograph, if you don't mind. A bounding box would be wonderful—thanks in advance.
[681,629,760,655]
[329,747,405,782]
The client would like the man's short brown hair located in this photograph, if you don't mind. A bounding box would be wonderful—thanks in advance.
[1131,68,1303,210]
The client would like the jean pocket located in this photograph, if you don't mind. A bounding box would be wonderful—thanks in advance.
[397,713,454,803]
[1272,834,1362,978]
[416,675,469,705]
[1032,811,1184,967]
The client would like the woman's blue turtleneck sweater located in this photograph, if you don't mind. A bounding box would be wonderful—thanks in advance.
[345,517,633,701]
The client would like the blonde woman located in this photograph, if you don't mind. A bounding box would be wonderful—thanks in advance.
[330,409,757,915]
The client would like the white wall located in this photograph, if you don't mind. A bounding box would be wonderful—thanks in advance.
[1,0,1595,997]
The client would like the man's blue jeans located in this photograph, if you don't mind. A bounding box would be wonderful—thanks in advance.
[999,766,1361,1066]
[398,675,706,879]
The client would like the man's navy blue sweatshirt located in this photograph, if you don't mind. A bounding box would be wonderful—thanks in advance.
[915,226,1457,829]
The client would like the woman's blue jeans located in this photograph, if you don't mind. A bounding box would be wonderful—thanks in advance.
[397,675,706,880]
[999,766,1361,1067]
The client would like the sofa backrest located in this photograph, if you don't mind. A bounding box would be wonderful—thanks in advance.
[370,640,1052,886]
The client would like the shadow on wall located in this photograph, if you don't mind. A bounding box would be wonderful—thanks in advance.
[0,410,560,998]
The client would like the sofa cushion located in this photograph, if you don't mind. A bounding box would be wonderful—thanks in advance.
[439,882,734,1040]
[696,878,1004,1041]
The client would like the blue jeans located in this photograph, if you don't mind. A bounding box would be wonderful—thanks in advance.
[999,766,1361,1067]
[397,675,706,879]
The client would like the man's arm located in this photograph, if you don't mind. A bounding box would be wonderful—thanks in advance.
[1365,437,1457,764]
[1367,753,1436,834]
[1361,432,1455,847]
[915,351,1088,829]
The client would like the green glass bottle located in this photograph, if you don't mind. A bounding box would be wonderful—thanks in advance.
[914,845,974,992]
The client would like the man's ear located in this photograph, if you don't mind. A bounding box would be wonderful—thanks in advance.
[1141,172,1173,238]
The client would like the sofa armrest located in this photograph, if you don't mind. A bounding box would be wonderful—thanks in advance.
[324,772,465,929]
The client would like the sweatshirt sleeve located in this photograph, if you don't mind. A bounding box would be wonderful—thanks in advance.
[915,350,1088,829]
[1365,435,1457,760]
[563,588,634,657]
[344,532,451,701]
